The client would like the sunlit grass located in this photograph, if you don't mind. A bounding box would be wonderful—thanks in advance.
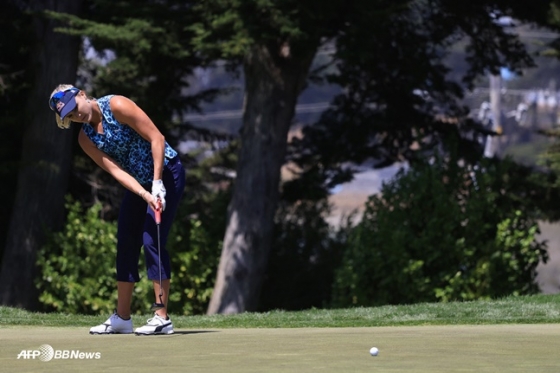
[1,294,559,329]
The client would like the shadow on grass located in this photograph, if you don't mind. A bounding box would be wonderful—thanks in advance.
[136,330,218,337]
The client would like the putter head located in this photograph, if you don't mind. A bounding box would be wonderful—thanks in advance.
[150,302,165,312]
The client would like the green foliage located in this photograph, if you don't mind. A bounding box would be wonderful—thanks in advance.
[332,156,550,308]
[36,197,140,314]
[166,212,223,316]
[189,0,346,60]
[36,195,223,316]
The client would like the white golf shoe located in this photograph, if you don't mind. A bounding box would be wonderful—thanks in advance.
[134,314,174,335]
[89,312,133,334]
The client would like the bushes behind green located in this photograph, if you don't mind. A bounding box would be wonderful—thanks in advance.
[36,198,128,314]
[36,196,221,315]
[332,156,549,307]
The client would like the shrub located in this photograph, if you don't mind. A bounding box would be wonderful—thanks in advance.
[36,197,151,314]
[36,196,222,315]
[332,156,549,307]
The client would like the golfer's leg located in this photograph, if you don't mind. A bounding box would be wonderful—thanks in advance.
[143,212,171,317]
[144,156,185,318]
[152,279,170,317]
[117,282,135,319]
[116,190,146,318]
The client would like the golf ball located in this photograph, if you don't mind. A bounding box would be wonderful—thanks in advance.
[369,347,379,356]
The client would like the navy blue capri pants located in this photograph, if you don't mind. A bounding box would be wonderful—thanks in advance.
[116,156,185,282]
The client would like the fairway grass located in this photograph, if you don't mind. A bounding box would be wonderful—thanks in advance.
[1,325,559,373]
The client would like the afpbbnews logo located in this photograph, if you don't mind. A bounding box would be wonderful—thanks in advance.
[17,344,101,361]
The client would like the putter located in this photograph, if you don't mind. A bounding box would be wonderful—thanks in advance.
[150,199,165,312]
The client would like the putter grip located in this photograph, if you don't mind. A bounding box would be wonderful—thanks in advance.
[155,200,162,224]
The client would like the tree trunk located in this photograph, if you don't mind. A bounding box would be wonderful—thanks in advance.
[0,0,83,309]
[207,43,317,314]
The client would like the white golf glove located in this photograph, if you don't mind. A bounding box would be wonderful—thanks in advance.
[151,179,166,211]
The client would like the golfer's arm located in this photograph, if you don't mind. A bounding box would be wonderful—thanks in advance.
[109,96,165,181]
[78,130,148,196]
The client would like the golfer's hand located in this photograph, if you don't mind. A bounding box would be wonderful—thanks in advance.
[145,193,160,213]
[151,179,166,210]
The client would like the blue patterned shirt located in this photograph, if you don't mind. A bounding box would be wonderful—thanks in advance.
[82,95,178,185]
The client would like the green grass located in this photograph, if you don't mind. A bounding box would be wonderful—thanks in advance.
[2,293,559,328]
[2,295,560,373]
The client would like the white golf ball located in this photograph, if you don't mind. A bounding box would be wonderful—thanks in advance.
[369,347,379,356]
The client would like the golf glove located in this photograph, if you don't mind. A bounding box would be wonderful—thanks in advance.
[151,179,166,211]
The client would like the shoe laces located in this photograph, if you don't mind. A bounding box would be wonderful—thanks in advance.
[111,311,129,322]
[146,314,166,325]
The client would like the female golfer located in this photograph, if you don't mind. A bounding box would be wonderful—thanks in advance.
[49,84,185,335]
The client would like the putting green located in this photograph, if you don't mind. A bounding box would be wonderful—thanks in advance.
[0,324,559,372]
